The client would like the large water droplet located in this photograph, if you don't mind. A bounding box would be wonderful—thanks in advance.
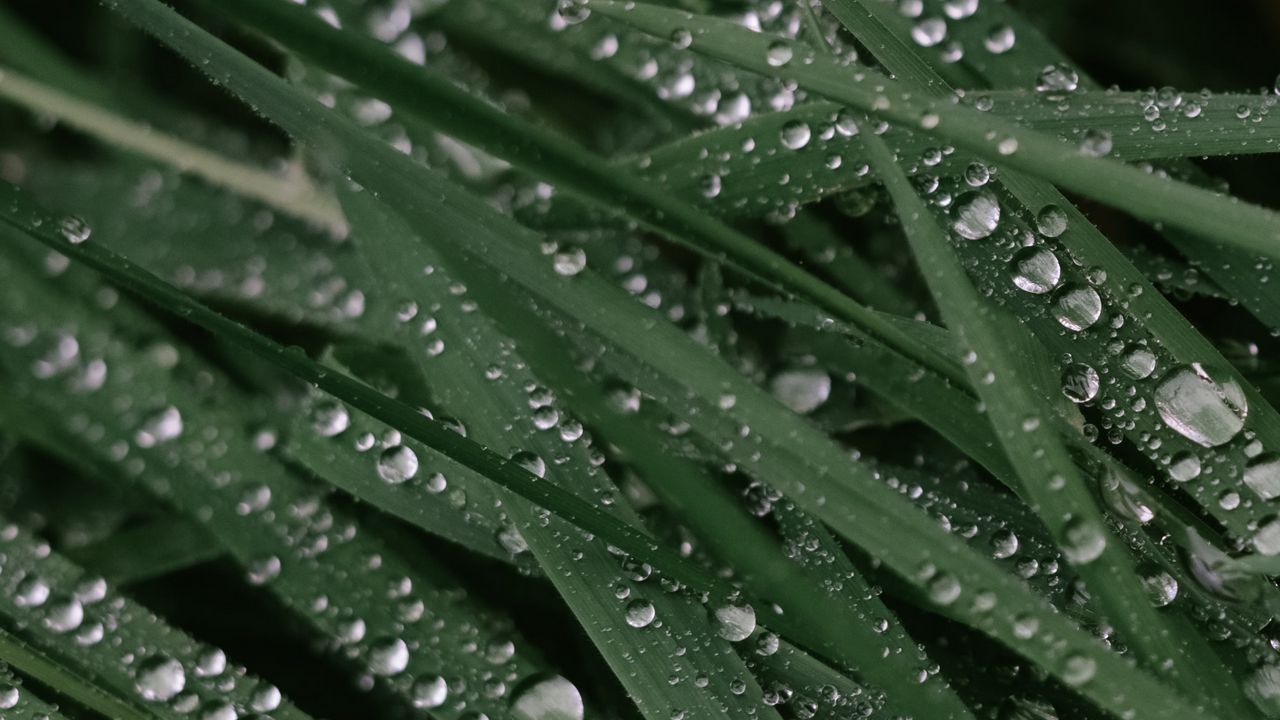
[1035,64,1079,97]
[136,655,187,702]
[1060,364,1099,403]
[511,676,585,720]
[135,405,183,448]
[1245,454,1280,500]
[377,445,419,484]
[624,599,656,628]
[952,190,1001,240]
[368,637,410,676]
[1060,654,1096,686]
[910,18,947,47]
[713,602,756,642]
[1062,519,1106,564]
[1034,205,1068,237]
[780,121,812,150]
[1051,284,1102,331]
[1167,451,1202,483]
[1009,246,1060,294]
[312,400,350,437]
[769,369,831,414]
[412,675,449,709]
[1154,363,1247,447]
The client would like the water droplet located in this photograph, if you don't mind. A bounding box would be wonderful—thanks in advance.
[1051,284,1102,331]
[1079,129,1113,158]
[553,248,587,277]
[1120,345,1157,379]
[0,686,17,710]
[1009,246,1061,294]
[43,595,84,633]
[911,18,947,47]
[1062,518,1106,564]
[952,190,1001,239]
[136,655,187,702]
[413,675,449,709]
[59,215,92,244]
[1060,654,1096,686]
[1035,64,1079,97]
[625,599,656,628]
[766,41,793,67]
[1167,451,1201,482]
[513,451,547,478]
[927,573,962,605]
[1154,363,1247,447]
[511,675,584,720]
[1061,363,1099,403]
[1255,516,1280,555]
[769,369,831,414]
[1245,454,1280,500]
[984,25,1016,54]
[780,121,812,150]
[15,575,50,607]
[942,0,978,20]
[990,529,1019,559]
[135,405,183,448]
[368,637,410,676]
[312,400,351,437]
[714,602,756,642]
[1140,568,1178,607]
[1035,205,1068,237]
[377,445,419,484]
[1246,664,1280,715]
[247,555,281,585]
[195,648,227,678]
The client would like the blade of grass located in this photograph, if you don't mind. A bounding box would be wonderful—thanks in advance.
[0,232,557,719]
[68,6,1232,715]
[0,661,71,720]
[0,66,342,229]
[859,117,1246,712]
[589,0,1280,265]
[185,0,970,390]
[0,520,313,720]
[64,517,223,585]
[338,185,787,720]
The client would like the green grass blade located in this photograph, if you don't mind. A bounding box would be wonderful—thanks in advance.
[187,0,967,390]
[68,4,1241,716]
[589,0,1280,265]
[0,520,313,720]
[0,226,558,719]
[0,660,72,720]
[337,185,785,720]
[64,518,223,586]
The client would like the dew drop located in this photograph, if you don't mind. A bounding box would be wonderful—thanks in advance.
[1062,518,1106,564]
[1051,284,1102,331]
[42,595,84,633]
[1035,64,1079,97]
[377,445,419,484]
[766,41,794,67]
[625,599,656,628]
[1009,246,1061,294]
[1153,363,1247,447]
[368,637,410,676]
[951,190,1001,240]
[135,405,183,448]
[910,18,947,48]
[990,529,1019,559]
[1060,654,1096,687]
[553,248,587,277]
[1167,451,1202,482]
[780,121,812,150]
[1060,363,1099,403]
[59,215,92,244]
[1034,205,1068,237]
[984,25,1016,54]
[1120,345,1157,379]
[1078,129,1114,158]
[713,602,756,642]
[311,400,351,437]
[1140,568,1178,607]
[1245,454,1280,500]
[511,675,585,720]
[135,655,186,702]
[769,369,832,414]
[413,675,449,709]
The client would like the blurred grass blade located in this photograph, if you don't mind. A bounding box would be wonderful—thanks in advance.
[65,518,222,586]
[0,660,72,720]
[0,66,343,229]
[0,627,148,720]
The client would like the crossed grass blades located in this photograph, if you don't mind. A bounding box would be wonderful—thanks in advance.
[1,0,1280,718]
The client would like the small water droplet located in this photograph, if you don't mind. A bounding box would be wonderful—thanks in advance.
[625,599,656,628]
[1035,205,1068,237]
[511,675,584,720]
[714,602,756,642]
[1061,363,1099,403]
[1009,246,1061,294]
[368,637,410,676]
[1051,284,1102,331]
[780,121,812,150]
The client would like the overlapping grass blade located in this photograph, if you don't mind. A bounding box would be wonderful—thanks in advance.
[804,0,1280,554]
[589,0,1280,264]
[0,660,71,720]
[0,232,557,719]
[0,519,312,720]
[51,4,1244,717]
